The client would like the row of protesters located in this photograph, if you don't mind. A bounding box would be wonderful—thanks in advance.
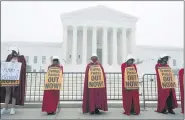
[1,49,184,116]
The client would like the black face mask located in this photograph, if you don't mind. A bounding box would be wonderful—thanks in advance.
[53,59,59,65]
[161,57,168,65]
[12,50,18,57]
[127,59,134,66]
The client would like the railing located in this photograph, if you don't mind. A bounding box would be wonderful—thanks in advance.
[25,72,181,105]
[142,74,180,109]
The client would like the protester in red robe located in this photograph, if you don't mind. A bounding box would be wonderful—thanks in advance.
[155,54,178,114]
[121,54,140,115]
[42,56,63,115]
[179,68,184,114]
[82,53,108,114]
[1,47,26,115]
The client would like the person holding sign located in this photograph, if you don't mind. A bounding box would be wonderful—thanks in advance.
[1,47,26,115]
[179,68,184,114]
[42,56,63,115]
[121,54,140,115]
[82,53,108,114]
[155,54,178,114]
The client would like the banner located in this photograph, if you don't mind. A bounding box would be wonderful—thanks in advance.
[124,66,139,90]
[0,62,22,86]
[88,65,105,88]
[44,67,63,90]
[158,67,177,89]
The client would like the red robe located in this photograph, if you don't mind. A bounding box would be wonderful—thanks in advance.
[155,63,178,112]
[0,54,26,105]
[82,62,108,113]
[121,63,140,115]
[179,68,184,114]
[42,64,63,113]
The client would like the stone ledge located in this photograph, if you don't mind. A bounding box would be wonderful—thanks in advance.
[1,101,181,108]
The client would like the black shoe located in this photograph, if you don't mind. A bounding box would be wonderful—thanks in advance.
[95,109,100,114]
[47,112,56,115]
[130,109,135,115]
[131,111,136,115]
[90,112,95,114]
[162,109,168,114]
[169,110,175,114]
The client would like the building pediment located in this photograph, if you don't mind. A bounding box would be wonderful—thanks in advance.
[61,5,138,27]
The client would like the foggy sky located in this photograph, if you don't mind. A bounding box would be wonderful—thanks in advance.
[1,1,184,48]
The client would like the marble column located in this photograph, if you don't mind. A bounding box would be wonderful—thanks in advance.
[112,27,118,65]
[82,27,87,64]
[122,28,127,62]
[131,28,136,55]
[72,26,77,65]
[63,25,68,64]
[103,27,108,65]
[92,27,97,55]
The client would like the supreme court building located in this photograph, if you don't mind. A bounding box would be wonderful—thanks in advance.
[61,5,138,71]
[2,5,183,74]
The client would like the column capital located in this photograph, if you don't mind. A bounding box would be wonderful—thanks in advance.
[73,26,78,29]
[83,26,87,30]
[103,27,108,30]
[92,26,97,30]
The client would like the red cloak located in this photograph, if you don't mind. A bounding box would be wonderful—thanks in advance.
[155,63,178,112]
[0,54,27,105]
[42,64,63,113]
[82,62,108,113]
[179,68,184,114]
[121,63,140,115]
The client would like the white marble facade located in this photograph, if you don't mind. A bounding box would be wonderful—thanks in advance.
[1,6,183,73]
[61,5,138,66]
[62,26,135,65]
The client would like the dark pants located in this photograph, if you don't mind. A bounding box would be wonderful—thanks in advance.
[130,98,134,113]
[166,91,173,111]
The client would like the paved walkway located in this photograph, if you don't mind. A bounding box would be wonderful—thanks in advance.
[1,108,184,119]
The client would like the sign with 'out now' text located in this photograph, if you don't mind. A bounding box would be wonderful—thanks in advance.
[124,66,139,90]
[158,67,177,89]
[0,62,22,86]
[88,65,105,88]
[44,67,63,90]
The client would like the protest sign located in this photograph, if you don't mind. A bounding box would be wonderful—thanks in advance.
[88,65,105,88]
[0,62,22,86]
[124,66,139,90]
[158,67,177,89]
[44,67,63,90]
